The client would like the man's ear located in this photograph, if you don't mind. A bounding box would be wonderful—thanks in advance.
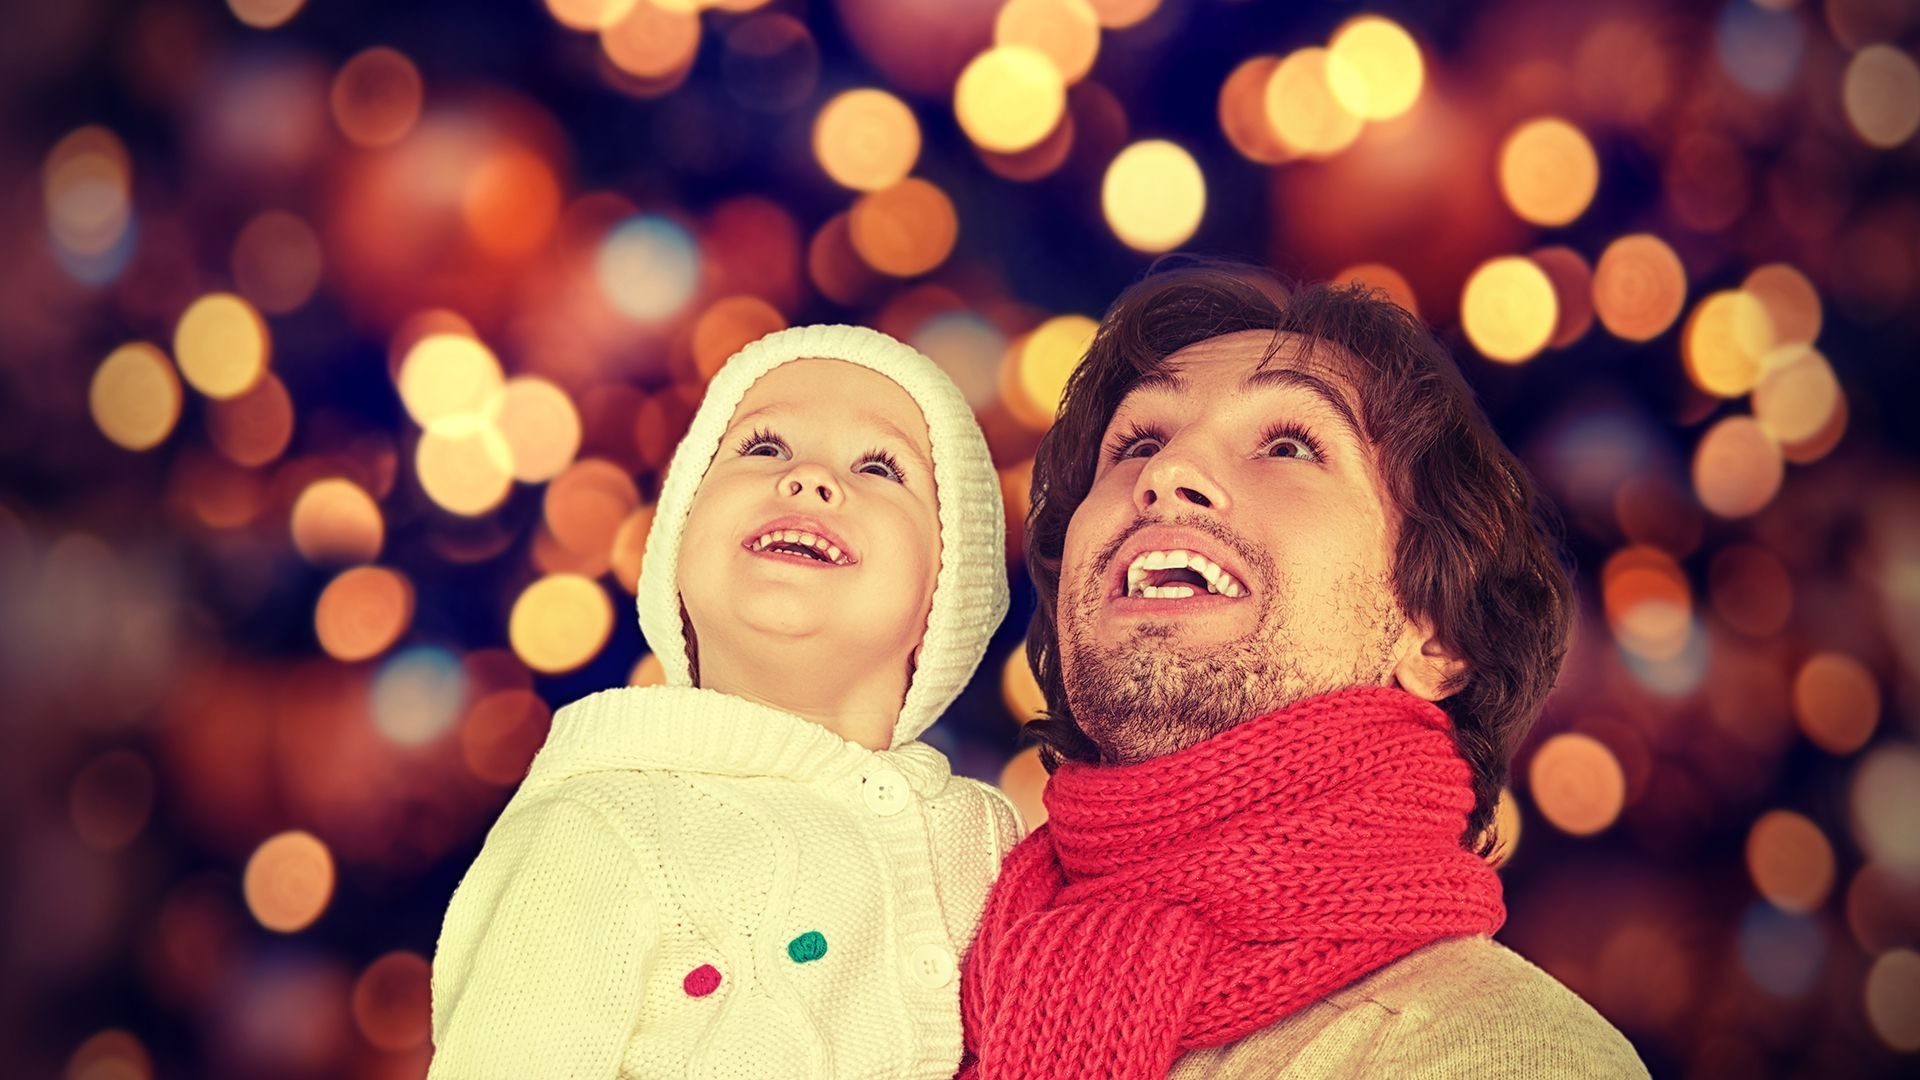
[1393,618,1467,702]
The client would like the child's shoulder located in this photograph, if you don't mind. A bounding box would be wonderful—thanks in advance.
[938,772,1019,814]
[926,773,1028,847]
[500,769,669,837]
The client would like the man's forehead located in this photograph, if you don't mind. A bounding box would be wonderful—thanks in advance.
[1122,331,1363,409]
[1154,329,1354,385]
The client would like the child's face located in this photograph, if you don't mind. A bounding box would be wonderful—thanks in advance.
[677,359,941,695]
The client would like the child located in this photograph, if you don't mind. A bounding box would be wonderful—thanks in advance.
[428,325,1022,1078]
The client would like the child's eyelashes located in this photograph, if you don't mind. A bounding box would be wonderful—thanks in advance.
[736,427,789,458]
[856,449,906,485]
[732,427,909,485]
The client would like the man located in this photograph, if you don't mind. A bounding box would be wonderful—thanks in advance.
[960,265,1648,1078]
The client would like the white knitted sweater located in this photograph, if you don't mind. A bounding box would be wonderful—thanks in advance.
[1167,935,1648,1078]
[427,686,1023,1079]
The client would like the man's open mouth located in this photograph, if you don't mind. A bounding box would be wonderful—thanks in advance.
[1124,549,1247,599]
[746,527,854,566]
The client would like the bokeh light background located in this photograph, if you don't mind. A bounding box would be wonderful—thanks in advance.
[4,0,1919,1076]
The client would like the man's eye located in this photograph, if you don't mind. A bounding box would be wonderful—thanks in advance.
[1104,422,1166,463]
[1259,423,1324,463]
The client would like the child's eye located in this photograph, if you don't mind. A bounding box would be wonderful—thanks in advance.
[736,428,789,459]
[856,450,906,484]
[1260,422,1324,463]
[1104,421,1165,463]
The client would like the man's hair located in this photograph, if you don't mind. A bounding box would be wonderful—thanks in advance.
[1022,262,1575,846]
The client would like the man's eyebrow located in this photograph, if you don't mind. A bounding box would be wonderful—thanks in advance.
[1129,370,1184,394]
[1241,368,1366,445]
[1115,367,1367,446]
[1107,370,1184,417]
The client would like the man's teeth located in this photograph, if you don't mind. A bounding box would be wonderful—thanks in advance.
[749,529,848,565]
[1124,548,1247,598]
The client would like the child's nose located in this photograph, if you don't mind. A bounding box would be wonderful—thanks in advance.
[778,461,840,504]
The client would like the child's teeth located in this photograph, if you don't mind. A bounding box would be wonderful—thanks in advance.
[799,532,817,547]
[826,545,841,562]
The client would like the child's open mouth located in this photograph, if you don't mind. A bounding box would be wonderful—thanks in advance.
[746,528,854,567]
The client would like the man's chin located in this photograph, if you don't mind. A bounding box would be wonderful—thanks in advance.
[1065,657,1267,764]
[1097,618,1241,648]
[1070,637,1259,700]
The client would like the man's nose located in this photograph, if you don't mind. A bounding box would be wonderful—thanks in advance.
[1133,448,1227,514]
[777,461,840,504]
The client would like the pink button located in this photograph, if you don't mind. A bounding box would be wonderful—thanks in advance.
[683,964,721,998]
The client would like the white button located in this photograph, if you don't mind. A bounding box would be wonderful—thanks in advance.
[862,767,908,816]
[908,944,956,988]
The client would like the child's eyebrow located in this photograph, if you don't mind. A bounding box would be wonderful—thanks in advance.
[728,402,789,430]
[858,410,933,473]
[726,403,933,473]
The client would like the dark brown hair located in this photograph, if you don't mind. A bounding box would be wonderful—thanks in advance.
[1022,262,1574,846]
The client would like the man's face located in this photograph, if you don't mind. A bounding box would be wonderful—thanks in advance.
[1057,330,1418,763]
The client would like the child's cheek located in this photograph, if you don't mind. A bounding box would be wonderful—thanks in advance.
[676,490,723,605]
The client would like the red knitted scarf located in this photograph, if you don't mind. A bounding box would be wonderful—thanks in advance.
[960,687,1506,1079]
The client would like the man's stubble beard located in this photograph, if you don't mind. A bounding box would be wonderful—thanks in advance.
[1059,543,1406,766]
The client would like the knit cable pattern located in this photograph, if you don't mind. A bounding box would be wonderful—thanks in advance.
[960,686,1507,1079]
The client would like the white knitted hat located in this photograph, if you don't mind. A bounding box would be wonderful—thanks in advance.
[636,324,1009,749]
